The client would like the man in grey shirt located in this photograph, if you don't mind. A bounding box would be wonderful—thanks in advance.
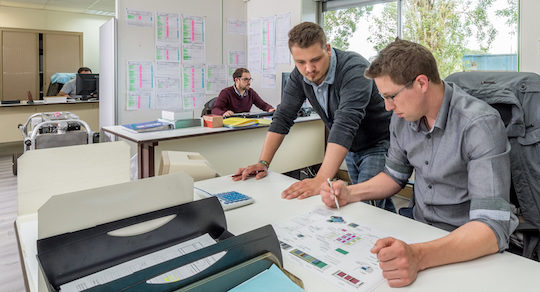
[320,39,518,287]
[58,67,92,97]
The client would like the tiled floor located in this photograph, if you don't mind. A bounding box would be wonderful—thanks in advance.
[0,156,25,292]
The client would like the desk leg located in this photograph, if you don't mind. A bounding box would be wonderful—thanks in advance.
[138,141,158,178]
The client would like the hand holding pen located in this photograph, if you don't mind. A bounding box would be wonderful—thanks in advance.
[327,178,340,210]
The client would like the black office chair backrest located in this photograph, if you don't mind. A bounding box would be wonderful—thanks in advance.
[46,82,64,96]
[446,71,540,260]
[201,97,218,117]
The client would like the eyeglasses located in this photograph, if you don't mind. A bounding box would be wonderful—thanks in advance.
[379,77,416,101]
[240,77,253,82]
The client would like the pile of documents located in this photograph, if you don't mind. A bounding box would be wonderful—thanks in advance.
[223,117,259,128]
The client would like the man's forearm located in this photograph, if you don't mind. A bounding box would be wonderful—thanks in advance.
[314,142,348,181]
[412,221,499,271]
[348,172,401,202]
[259,132,286,165]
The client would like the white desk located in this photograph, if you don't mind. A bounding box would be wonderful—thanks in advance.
[102,115,325,178]
[195,173,540,292]
[17,172,540,291]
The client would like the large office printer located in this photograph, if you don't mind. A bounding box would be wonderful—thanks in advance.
[32,172,298,291]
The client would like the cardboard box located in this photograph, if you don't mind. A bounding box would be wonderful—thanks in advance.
[203,115,223,128]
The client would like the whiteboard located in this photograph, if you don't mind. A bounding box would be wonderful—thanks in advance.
[114,0,246,125]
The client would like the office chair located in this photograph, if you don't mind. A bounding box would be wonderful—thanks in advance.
[446,71,540,261]
[201,96,218,116]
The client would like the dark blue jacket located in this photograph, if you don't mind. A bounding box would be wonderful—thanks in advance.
[269,49,391,152]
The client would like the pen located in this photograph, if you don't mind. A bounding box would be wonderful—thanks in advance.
[232,169,265,178]
[327,178,340,210]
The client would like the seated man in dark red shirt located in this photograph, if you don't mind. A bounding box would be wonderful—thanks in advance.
[212,68,275,117]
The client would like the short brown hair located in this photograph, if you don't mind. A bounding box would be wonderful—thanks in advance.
[232,68,249,81]
[365,39,441,85]
[77,67,92,73]
[288,22,326,50]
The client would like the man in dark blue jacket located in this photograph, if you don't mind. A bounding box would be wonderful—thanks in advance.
[233,22,394,212]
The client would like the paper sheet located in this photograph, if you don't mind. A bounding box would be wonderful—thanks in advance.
[156,61,181,77]
[183,44,206,65]
[182,65,205,93]
[60,234,223,292]
[206,64,228,94]
[228,264,303,292]
[227,19,247,35]
[127,61,154,110]
[273,208,386,292]
[127,61,154,92]
[248,18,262,73]
[183,16,205,45]
[127,92,152,110]
[261,74,276,89]
[156,77,181,92]
[229,50,247,67]
[152,92,182,111]
[125,9,153,27]
[261,47,276,73]
[275,13,291,64]
[183,93,206,110]
[156,44,181,62]
[261,16,276,48]
[155,12,181,43]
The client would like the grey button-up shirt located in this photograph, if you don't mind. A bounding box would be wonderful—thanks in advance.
[384,81,518,251]
[303,48,336,117]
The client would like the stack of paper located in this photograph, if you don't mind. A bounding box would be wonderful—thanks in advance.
[158,118,202,129]
[122,120,174,133]
[222,117,258,128]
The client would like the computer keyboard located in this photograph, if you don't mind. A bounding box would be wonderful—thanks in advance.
[196,189,254,211]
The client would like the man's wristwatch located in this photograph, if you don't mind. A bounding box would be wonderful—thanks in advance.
[258,160,269,170]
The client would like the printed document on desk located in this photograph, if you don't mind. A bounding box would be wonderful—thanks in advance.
[60,233,225,291]
[273,208,386,292]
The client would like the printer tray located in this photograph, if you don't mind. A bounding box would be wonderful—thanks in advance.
[180,252,303,291]
[37,197,282,291]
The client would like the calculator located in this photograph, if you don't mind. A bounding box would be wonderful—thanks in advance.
[199,191,254,211]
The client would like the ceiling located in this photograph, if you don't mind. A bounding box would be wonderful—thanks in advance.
[0,0,115,16]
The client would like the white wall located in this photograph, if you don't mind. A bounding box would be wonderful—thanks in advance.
[519,0,540,74]
[0,6,111,72]
[114,0,247,125]
[246,0,316,107]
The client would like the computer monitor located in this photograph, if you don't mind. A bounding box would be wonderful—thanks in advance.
[75,73,99,100]
[281,72,290,102]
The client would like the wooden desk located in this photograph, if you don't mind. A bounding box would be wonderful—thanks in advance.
[102,115,325,178]
[0,100,99,144]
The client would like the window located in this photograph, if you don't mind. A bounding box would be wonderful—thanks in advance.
[323,0,518,78]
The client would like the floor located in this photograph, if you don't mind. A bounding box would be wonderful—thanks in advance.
[0,155,25,292]
[0,155,409,291]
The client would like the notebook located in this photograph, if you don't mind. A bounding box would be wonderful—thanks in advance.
[223,117,259,128]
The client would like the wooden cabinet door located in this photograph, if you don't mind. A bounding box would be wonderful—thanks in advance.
[1,30,39,101]
[43,33,82,94]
